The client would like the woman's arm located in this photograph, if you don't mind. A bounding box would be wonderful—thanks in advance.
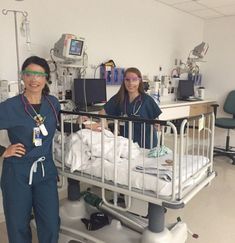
[82,109,108,131]
[99,109,109,129]
[99,109,106,115]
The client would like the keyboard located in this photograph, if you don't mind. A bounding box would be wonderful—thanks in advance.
[75,105,104,112]
[179,97,202,101]
[186,97,202,101]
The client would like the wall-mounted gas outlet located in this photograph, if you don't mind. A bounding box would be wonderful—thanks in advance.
[90,64,97,69]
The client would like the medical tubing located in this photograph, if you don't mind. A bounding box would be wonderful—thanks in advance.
[83,192,145,233]
[100,204,145,234]
[2,9,28,93]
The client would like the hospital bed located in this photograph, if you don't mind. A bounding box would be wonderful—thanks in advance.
[54,110,216,243]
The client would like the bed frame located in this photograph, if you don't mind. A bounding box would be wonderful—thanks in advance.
[55,110,216,243]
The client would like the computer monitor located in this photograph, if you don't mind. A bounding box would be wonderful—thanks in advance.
[73,78,107,110]
[177,79,194,100]
[53,34,85,61]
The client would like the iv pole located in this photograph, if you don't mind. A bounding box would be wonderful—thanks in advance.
[2,9,28,93]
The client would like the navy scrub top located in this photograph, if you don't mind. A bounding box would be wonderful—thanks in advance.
[0,94,60,161]
[104,93,162,149]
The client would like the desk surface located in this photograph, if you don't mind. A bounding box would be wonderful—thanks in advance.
[159,98,216,109]
[158,98,216,120]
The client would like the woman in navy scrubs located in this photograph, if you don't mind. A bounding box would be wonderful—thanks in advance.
[100,67,162,149]
[0,56,60,243]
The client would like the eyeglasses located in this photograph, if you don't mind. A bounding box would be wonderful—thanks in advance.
[22,70,48,79]
[124,78,140,82]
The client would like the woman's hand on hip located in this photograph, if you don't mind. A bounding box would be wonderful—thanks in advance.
[3,143,26,158]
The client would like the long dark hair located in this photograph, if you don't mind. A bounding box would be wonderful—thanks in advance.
[21,56,50,95]
[115,67,145,105]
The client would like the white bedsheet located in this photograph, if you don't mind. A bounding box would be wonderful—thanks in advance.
[64,129,140,171]
[54,130,209,196]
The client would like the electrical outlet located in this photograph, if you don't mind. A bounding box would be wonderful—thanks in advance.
[175,58,178,66]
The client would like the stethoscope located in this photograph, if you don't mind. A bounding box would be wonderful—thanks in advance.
[21,94,59,127]
[124,94,142,116]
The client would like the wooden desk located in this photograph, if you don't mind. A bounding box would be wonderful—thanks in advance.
[159,99,216,120]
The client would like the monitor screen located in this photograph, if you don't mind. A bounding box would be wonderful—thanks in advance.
[69,39,84,56]
[73,78,107,109]
[178,79,194,99]
[53,34,85,60]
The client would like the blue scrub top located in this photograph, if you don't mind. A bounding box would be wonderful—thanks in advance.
[104,93,162,148]
[0,94,60,162]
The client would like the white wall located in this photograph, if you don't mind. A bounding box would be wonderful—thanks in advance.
[203,16,235,146]
[0,0,204,218]
[0,0,203,81]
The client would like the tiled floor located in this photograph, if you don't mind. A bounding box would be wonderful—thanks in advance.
[0,222,8,243]
[166,156,235,243]
[0,156,235,243]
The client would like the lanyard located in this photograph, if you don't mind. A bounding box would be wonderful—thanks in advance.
[124,95,142,116]
[21,94,59,126]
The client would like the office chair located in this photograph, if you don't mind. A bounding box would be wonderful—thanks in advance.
[214,90,235,165]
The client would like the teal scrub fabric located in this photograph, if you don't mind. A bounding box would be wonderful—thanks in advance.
[0,94,60,243]
[104,93,162,148]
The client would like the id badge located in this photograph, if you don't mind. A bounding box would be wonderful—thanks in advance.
[33,127,42,147]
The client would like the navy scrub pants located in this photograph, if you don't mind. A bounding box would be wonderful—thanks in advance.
[1,159,60,243]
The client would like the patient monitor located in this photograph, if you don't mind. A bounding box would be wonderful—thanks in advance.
[53,34,85,61]
[192,42,209,59]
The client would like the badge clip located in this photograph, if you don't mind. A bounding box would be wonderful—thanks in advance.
[39,123,48,136]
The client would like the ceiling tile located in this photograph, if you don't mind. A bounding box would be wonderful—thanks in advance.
[173,2,206,11]
[192,9,224,19]
[155,0,235,19]
[157,0,191,5]
[214,5,235,15]
[197,0,235,8]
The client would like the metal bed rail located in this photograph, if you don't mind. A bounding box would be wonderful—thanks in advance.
[55,110,216,210]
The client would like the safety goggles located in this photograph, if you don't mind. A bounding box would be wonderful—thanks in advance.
[22,70,48,79]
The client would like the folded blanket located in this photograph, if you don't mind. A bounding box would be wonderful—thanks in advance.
[134,155,173,182]
[148,145,172,158]
[134,154,209,182]
[135,165,173,182]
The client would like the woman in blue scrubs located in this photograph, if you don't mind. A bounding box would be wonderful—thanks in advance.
[0,56,60,243]
[100,67,162,149]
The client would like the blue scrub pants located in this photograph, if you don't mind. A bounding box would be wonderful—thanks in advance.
[1,158,60,243]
